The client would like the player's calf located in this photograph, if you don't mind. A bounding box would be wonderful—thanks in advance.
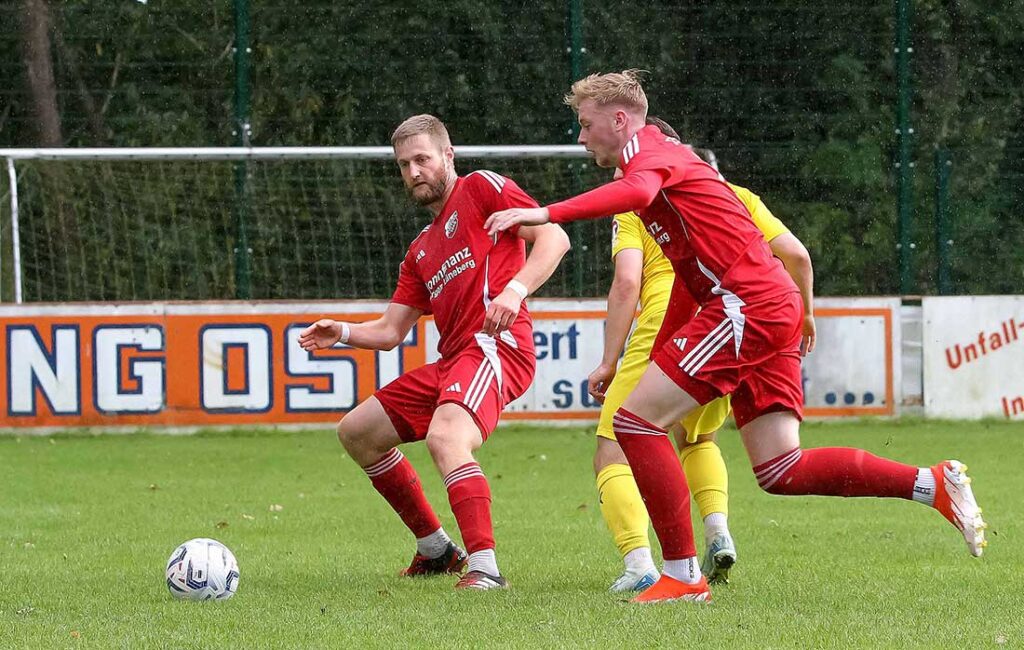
[752,444,988,557]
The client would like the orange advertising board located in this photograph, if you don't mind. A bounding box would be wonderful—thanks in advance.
[0,299,899,431]
[0,302,423,430]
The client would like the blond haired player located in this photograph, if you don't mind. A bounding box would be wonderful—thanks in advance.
[488,70,985,604]
[590,119,816,591]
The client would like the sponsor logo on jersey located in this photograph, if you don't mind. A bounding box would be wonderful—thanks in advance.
[426,247,476,300]
[445,211,459,239]
[647,221,670,245]
[446,382,462,393]
[415,249,425,262]
[674,337,687,351]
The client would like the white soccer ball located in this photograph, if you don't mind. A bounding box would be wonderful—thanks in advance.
[165,538,240,601]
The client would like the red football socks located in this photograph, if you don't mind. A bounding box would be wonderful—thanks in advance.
[754,447,917,498]
[612,408,697,560]
[363,448,442,538]
[444,462,495,554]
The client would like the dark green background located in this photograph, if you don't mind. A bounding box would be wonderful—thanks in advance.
[1,1,1021,300]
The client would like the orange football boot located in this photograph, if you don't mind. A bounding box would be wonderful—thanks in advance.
[931,460,987,557]
[630,575,711,604]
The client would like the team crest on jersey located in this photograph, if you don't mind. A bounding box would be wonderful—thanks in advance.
[445,212,459,239]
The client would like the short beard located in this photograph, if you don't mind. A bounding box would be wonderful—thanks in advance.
[408,174,449,206]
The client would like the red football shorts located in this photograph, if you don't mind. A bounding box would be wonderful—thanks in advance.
[374,336,535,442]
[652,290,804,428]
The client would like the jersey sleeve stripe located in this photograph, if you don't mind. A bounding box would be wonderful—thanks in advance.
[622,134,640,164]
[480,169,506,187]
[473,169,506,194]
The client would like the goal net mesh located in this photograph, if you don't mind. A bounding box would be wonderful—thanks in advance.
[6,153,613,302]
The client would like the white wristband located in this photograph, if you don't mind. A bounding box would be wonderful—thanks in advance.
[506,279,529,300]
[339,322,351,344]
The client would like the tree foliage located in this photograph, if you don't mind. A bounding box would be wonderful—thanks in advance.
[0,0,1021,299]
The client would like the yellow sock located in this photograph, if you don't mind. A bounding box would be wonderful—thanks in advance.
[679,441,729,519]
[596,463,650,557]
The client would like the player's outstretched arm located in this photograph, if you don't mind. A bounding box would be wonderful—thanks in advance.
[769,232,816,355]
[481,223,571,337]
[488,170,665,236]
[588,248,642,403]
[484,206,551,237]
[298,303,423,352]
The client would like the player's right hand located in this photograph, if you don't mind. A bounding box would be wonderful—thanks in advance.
[587,362,616,404]
[484,207,550,236]
[298,319,343,351]
[800,314,817,356]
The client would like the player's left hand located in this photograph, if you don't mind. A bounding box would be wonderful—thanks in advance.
[482,287,522,337]
[800,313,816,356]
[587,363,616,404]
[485,207,551,236]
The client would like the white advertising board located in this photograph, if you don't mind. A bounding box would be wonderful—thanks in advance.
[801,297,900,416]
[923,296,1024,419]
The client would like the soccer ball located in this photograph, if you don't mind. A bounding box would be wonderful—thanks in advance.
[165,538,240,601]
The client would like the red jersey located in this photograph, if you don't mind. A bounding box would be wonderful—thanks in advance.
[547,125,798,307]
[391,171,537,360]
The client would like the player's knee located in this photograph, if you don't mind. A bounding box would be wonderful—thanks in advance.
[336,414,375,454]
[335,417,357,449]
[593,437,628,475]
[425,425,477,463]
[424,427,458,459]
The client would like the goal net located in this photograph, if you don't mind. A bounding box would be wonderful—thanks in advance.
[0,147,612,303]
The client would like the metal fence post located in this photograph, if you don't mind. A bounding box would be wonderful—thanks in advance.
[567,0,586,295]
[935,148,953,295]
[568,0,584,143]
[232,0,253,299]
[895,0,915,295]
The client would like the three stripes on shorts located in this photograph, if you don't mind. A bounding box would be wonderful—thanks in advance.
[679,317,734,376]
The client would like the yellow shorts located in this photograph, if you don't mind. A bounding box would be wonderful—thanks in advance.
[596,310,731,444]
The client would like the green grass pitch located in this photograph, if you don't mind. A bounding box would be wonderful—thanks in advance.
[1,419,1022,648]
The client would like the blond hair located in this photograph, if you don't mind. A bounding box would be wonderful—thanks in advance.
[390,114,452,148]
[564,69,649,113]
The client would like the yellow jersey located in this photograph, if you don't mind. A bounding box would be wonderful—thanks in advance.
[610,182,789,315]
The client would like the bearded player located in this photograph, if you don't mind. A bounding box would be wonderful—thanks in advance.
[299,114,570,590]
[591,118,817,592]
[486,71,985,604]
